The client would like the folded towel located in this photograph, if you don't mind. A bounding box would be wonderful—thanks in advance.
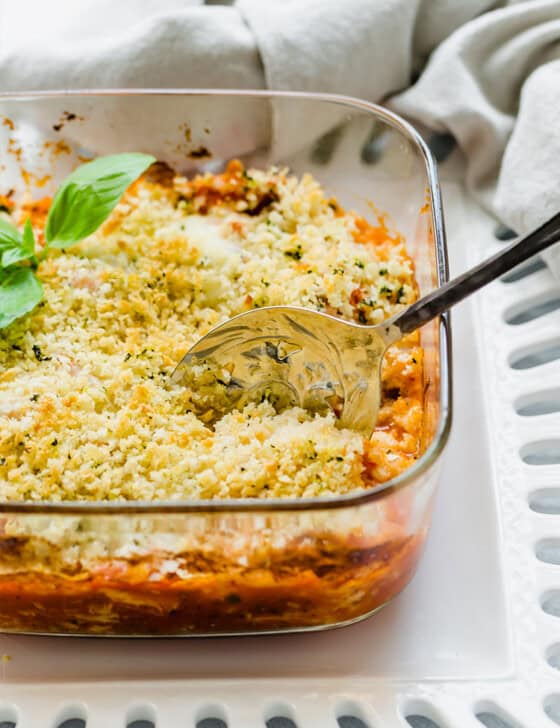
[389,0,560,274]
[1,0,559,271]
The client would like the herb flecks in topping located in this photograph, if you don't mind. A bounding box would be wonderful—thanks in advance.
[32,345,51,362]
[284,245,303,261]
[379,285,392,298]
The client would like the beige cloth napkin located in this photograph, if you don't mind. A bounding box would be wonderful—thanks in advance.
[1,0,560,271]
[389,0,560,273]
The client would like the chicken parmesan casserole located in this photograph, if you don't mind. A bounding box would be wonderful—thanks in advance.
[0,160,432,634]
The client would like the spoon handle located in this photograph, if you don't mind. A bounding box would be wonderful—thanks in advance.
[393,210,560,336]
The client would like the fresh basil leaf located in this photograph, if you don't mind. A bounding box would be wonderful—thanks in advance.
[0,217,22,251]
[1,218,35,267]
[60,153,157,186]
[0,267,43,329]
[23,218,35,250]
[45,152,156,248]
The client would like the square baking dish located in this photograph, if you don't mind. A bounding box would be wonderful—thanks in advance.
[0,90,451,636]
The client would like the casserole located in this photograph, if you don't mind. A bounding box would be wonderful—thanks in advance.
[0,91,451,635]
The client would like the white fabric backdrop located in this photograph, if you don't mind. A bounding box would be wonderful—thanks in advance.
[1,0,560,271]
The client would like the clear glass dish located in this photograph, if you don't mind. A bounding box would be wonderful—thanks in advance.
[0,90,451,636]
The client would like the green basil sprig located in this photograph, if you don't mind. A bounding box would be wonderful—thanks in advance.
[0,217,36,266]
[0,152,155,330]
[0,268,43,330]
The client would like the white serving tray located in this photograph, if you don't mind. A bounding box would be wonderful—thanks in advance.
[0,166,559,728]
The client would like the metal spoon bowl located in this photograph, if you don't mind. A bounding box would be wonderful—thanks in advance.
[172,210,560,436]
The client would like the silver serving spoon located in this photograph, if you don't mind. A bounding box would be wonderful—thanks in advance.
[172,211,560,436]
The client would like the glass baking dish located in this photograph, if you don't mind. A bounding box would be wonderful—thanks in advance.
[0,90,451,636]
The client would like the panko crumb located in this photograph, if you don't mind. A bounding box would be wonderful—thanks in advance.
[0,160,423,501]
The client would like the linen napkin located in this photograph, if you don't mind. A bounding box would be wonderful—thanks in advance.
[389,0,560,274]
[1,0,559,272]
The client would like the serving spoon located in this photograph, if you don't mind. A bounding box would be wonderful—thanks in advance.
[172,210,560,437]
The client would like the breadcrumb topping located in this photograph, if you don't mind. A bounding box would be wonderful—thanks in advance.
[0,160,422,501]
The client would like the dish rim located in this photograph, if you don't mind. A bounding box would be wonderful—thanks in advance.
[0,88,452,514]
